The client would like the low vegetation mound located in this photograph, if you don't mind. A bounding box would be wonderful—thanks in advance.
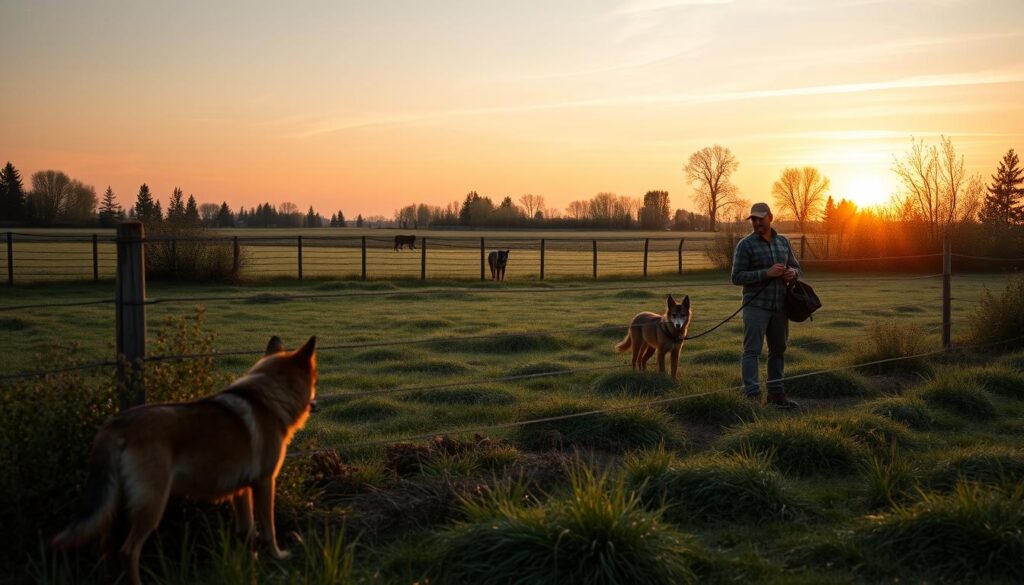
[852,321,934,375]
[966,366,1024,400]
[400,386,516,406]
[718,419,863,476]
[515,401,681,452]
[930,446,1024,490]
[963,275,1024,351]
[858,483,1024,582]
[866,396,940,431]
[592,371,677,397]
[784,368,874,398]
[915,372,997,420]
[438,468,697,585]
[664,391,757,427]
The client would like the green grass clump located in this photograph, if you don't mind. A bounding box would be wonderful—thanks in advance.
[386,358,469,375]
[689,349,736,365]
[664,391,757,426]
[438,466,697,585]
[515,401,682,452]
[435,333,562,354]
[963,275,1024,351]
[866,396,940,431]
[401,386,516,406]
[999,350,1024,372]
[506,361,567,377]
[718,419,863,477]
[862,445,919,508]
[810,412,912,454]
[852,321,934,375]
[592,371,678,397]
[916,372,997,420]
[968,367,1024,400]
[624,448,801,523]
[784,368,874,398]
[322,398,402,422]
[930,446,1024,490]
[858,483,1024,582]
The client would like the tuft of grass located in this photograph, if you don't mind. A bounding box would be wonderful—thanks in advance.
[809,412,912,454]
[401,386,516,406]
[915,371,997,420]
[438,465,697,585]
[298,525,356,585]
[967,366,1024,400]
[386,358,468,375]
[963,275,1024,351]
[624,447,802,523]
[866,396,940,431]
[929,446,1024,490]
[852,321,934,375]
[862,444,919,508]
[515,400,682,452]
[789,335,844,354]
[719,419,864,477]
[506,361,568,377]
[354,348,406,362]
[434,333,562,354]
[690,349,736,365]
[664,391,757,427]
[858,482,1024,582]
[592,371,678,396]
[784,368,875,398]
[322,398,402,422]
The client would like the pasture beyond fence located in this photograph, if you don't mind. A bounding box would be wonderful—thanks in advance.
[3,222,1024,456]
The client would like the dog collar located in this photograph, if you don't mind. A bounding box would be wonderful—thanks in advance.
[661,321,685,342]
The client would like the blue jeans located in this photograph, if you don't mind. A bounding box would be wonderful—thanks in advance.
[742,305,789,397]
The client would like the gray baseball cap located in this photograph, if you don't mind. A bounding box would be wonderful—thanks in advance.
[747,202,772,219]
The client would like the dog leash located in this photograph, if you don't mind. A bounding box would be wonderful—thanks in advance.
[684,278,775,341]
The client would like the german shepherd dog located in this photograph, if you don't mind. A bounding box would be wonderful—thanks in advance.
[615,295,691,379]
[488,249,509,280]
[394,234,417,251]
[52,336,318,585]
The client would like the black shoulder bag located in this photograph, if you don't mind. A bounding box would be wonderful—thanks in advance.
[786,280,821,322]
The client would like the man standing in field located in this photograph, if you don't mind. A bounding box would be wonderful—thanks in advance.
[731,202,801,409]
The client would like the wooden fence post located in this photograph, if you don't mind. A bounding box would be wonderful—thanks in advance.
[92,234,99,282]
[677,238,685,275]
[116,222,146,410]
[232,236,240,275]
[421,237,427,280]
[942,234,951,349]
[643,238,649,277]
[540,239,545,281]
[592,240,598,279]
[361,236,367,280]
[297,235,303,280]
[480,237,485,280]
[6,232,12,285]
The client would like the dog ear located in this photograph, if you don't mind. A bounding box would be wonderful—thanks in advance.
[681,295,690,307]
[294,336,317,362]
[666,294,676,307]
[265,336,285,355]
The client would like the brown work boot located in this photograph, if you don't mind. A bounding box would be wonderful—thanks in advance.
[765,392,800,410]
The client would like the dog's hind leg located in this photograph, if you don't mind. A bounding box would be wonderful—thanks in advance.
[120,469,171,585]
[253,476,290,560]
[640,346,655,371]
[630,333,643,370]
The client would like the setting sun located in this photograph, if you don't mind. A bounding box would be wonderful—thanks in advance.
[840,174,895,210]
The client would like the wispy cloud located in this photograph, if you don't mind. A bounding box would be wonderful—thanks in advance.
[298,69,1024,138]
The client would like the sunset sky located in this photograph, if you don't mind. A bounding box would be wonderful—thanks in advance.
[2,0,1023,218]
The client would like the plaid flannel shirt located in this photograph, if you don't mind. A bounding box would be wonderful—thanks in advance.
[731,229,802,312]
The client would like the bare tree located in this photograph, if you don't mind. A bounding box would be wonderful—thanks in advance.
[518,194,545,219]
[199,203,220,225]
[771,167,830,233]
[893,136,984,242]
[28,170,72,224]
[589,192,617,221]
[566,200,590,220]
[684,145,741,231]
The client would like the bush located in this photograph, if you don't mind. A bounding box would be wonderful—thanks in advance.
[916,372,997,420]
[145,223,244,282]
[859,483,1024,582]
[852,321,934,375]
[718,419,864,476]
[438,466,697,584]
[625,449,801,523]
[963,275,1024,351]
[705,232,738,271]
[515,400,682,452]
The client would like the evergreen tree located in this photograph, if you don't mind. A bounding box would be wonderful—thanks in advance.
[216,202,234,227]
[980,149,1024,225]
[184,195,200,226]
[356,214,364,227]
[166,187,186,224]
[0,162,26,221]
[305,206,319,227]
[98,186,123,227]
[133,183,159,224]
[337,210,346,227]
[153,200,163,223]
[821,196,837,234]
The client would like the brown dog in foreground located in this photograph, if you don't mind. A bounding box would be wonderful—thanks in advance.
[52,336,318,585]
[615,294,691,378]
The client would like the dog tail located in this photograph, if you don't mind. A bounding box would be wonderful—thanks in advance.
[614,332,632,353]
[52,433,121,550]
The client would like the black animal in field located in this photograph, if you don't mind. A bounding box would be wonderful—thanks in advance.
[394,235,417,251]
[488,249,509,281]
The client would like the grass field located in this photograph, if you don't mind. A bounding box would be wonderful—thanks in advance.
[5,270,1024,583]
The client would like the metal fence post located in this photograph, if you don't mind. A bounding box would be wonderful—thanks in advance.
[6,232,12,285]
[116,222,146,410]
[942,234,951,349]
[643,238,649,277]
[480,237,485,280]
[677,238,685,275]
[592,240,598,279]
[297,235,303,280]
[421,237,427,280]
[540,238,545,281]
[361,236,367,280]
